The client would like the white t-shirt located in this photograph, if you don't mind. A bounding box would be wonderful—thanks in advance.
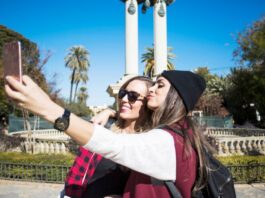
[83,125,176,181]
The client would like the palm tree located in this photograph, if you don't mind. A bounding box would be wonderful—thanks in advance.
[73,70,88,103]
[141,46,175,78]
[77,87,88,105]
[65,46,90,104]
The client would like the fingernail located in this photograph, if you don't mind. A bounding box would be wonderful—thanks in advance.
[5,76,10,80]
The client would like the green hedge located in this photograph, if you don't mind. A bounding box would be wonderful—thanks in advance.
[0,152,75,165]
[217,156,265,183]
[0,162,70,183]
[0,152,265,183]
[1,152,265,166]
[217,155,265,165]
[0,152,74,183]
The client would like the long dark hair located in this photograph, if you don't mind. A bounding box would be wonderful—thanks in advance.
[151,84,213,194]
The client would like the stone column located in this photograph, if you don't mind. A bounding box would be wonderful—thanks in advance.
[154,0,167,76]
[125,0,138,75]
[107,0,139,110]
[217,141,224,156]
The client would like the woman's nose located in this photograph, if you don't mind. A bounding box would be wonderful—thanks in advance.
[148,85,155,93]
[121,94,129,102]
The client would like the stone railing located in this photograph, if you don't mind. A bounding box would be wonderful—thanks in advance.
[209,136,265,156]
[11,129,69,140]
[207,128,265,137]
[9,129,70,154]
[22,138,69,154]
[9,128,265,156]
[206,128,265,156]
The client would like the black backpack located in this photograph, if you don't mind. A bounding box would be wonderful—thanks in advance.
[162,125,237,198]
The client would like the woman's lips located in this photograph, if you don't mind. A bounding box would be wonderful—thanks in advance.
[120,105,131,112]
[146,95,153,100]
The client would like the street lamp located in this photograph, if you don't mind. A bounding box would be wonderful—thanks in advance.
[250,103,261,122]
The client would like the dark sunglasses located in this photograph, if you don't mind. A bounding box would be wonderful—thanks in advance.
[118,89,145,103]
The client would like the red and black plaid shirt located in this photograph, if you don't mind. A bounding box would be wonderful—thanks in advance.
[64,147,103,198]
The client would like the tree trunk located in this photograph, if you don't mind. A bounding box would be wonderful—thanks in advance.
[73,81,80,103]
[22,110,34,154]
[69,68,76,104]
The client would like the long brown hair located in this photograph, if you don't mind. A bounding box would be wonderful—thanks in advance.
[115,76,153,132]
[151,84,213,194]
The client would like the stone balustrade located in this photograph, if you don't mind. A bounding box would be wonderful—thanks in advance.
[10,129,70,154]
[22,138,69,154]
[9,128,265,156]
[207,127,265,137]
[209,136,265,156]
[11,129,69,140]
[206,128,265,156]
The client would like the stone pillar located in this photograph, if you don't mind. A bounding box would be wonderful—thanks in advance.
[44,142,49,153]
[107,0,139,109]
[261,140,265,152]
[61,143,66,154]
[154,0,167,76]
[40,142,44,153]
[257,140,261,152]
[55,143,60,154]
[217,141,224,156]
[125,0,138,75]
[50,142,54,154]
[241,141,246,154]
[245,140,249,153]
[223,142,229,155]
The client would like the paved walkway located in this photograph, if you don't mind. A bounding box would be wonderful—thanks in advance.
[0,180,63,198]
[0,180,264,197]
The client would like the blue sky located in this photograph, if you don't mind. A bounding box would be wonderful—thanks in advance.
[1,0,265,106]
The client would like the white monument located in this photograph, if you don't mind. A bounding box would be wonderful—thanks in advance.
[107,0,175,109]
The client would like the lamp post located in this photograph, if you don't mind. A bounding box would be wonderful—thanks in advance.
[250,103,261,122]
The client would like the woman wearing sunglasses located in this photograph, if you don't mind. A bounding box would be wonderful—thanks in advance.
[5,70,210,198]
[62,76,153,198]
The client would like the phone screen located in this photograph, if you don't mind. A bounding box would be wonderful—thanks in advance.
[2,41,22,82]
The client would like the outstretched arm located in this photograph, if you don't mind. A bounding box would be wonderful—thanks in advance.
[5,75,93,145]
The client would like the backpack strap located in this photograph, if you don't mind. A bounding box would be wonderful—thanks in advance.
[164,180,183,198]
[161,125,184,136]
[161,125,196,150]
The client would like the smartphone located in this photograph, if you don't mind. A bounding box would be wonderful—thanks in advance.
[2,41,22,83]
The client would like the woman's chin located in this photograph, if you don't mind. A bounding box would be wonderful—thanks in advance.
[119,112,129,119]
[147,102,158,111]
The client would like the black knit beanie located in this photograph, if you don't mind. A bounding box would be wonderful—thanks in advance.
[161,70,206,113]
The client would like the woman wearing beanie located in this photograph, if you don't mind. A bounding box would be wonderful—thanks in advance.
[5,70,210,198]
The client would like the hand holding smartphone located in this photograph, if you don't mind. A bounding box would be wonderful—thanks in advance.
[2,41,22,83]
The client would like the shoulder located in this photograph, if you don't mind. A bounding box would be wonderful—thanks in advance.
[134,128,174,145]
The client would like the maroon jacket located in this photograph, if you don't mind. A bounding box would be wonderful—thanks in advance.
[123,122,197,198]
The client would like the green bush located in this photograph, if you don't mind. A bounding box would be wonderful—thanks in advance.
[0,152,74,182]
[0,163,70,183]
[217,155,265,183]
[0,152,75,165]
[217,155,265,165]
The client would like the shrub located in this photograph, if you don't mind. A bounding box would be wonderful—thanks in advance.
[217,155,265,165]
[0,152,75,165]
